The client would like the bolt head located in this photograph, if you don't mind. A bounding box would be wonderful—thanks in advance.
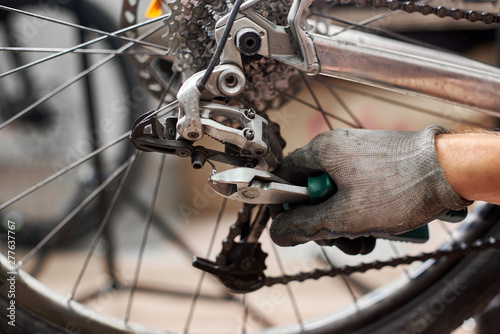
[254,149,265,156]
[245,108,256,119]
[178,149,189,157]
[188,131,200,139]
[243,129,255,141]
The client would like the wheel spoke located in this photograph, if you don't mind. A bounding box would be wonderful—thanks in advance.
[322,0,432,39]
[69,151,140,301]
[280,90,358,128]
[124,154,165,323]
[0,131,130,211]
[77,282,230,304]
[18,154,137,267]
[241,294,249,334]
[315,78,489,128]
[0,23,166,130]
[0,46,165,56]
[184,198,228,334]
[300,72,334,130]
[322,81,364,129]
[270,241,304,331]
[310,11,446,52]
[438,220,453,236]
[0,5,169,57]
[320,247,360,310]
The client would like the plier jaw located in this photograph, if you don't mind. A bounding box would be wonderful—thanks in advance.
[208,168,310,204]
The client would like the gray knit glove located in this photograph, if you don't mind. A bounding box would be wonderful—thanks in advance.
[270,125,472,247]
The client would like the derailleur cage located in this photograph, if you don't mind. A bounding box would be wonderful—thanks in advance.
[130,108,259,169]
[130,102,282,170]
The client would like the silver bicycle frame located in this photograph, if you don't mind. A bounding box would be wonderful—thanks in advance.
[311,28,500,116]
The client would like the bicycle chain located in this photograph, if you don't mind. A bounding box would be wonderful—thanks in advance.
[350,0,500,24]
[213,208,500,287]
[265,237,500,286]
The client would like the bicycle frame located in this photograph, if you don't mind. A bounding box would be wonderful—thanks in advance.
[312,29,500,116]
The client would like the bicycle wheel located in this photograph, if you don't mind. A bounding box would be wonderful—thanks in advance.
[0,0,142,246]
[1,0,500,333]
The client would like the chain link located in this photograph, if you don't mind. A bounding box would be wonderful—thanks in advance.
[352,0,500,24]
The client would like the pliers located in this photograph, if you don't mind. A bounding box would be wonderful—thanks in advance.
[208,167,468,243]
[208,167,335,205]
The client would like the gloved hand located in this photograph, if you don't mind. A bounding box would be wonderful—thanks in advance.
[270,125,473,247]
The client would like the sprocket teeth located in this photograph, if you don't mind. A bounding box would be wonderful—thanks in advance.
[160,0,300,110]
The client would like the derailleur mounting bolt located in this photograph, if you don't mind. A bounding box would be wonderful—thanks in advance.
[243,128,255,141]
[236,28,262,56]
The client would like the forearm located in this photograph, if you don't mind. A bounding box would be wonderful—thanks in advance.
[435,132,500,204]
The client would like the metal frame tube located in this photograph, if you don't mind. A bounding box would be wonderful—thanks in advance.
[310,27,500,116]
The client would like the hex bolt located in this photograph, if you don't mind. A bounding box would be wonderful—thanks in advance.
[254,149,265,156]
[243,128,255,141]
[224,75,237,88]
[188,131,200,139]
[178,149,189,157]
[236,28,262,56]
[218,67,245,97]
[245,108,256,119]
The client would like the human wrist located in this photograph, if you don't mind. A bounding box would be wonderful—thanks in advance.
[435,132,500,204]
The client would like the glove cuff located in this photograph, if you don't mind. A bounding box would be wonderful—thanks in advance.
[423,125,474,211]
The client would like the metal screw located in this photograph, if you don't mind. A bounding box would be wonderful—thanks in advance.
[178,149,189,157]
[243,128,255,141]
[245,108,256,119]
[254,149,265,156]
[188,131,199,139]
[224,75,237,88]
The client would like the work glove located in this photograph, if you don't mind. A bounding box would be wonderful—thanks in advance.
[270,125,472,247]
